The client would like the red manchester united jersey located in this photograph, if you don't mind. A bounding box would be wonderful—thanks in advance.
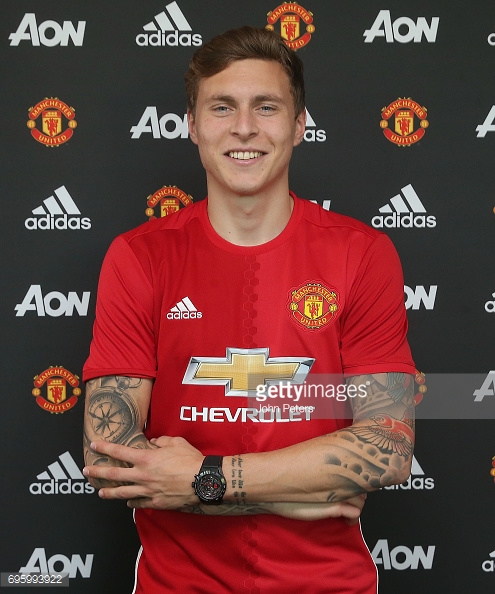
[84,194,415,593]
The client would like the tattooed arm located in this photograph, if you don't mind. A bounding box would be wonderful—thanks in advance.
[83,375,368,521]
[84,371,413,516]
[221,372,415,504]
[83,375,156,489]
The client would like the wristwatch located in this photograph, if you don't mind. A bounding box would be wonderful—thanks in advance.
[192,455,226,505]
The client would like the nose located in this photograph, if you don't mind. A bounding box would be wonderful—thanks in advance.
[230,106,258,140]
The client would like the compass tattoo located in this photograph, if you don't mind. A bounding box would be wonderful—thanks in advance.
[87,377,140,443]
[83,376,154,487]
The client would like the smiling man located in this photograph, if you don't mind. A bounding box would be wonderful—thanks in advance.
[83,27,416,593]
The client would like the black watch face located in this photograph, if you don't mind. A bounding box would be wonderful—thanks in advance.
[196,472,226,500]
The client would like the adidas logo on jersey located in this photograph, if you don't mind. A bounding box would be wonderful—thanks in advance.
[167,297,202,320]
[136,2,202,47]
[25,185,91,230]
[29,451,95,495]
[371,184,436,228]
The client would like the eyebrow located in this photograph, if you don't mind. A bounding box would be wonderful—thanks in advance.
[205,94,285,105]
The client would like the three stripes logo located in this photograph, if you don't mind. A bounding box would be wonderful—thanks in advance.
[167,296,202,320]
[136,2,202,47]
[304,109,326,142]
[25,185,91,231]
[29,451,95,495]
[384,456,435,490]
[371,184,436,228]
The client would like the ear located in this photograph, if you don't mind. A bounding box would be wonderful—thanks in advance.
[187,108,198,145]
[293,108,306,147]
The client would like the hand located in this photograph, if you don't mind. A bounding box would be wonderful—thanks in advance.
[83,436,203,509]
[271,494,367,524]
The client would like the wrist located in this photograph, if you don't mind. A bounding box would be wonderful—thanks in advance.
[192,455,226,504]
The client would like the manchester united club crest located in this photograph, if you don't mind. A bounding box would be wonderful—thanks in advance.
[32,366,81,413]
[288,282,339,330]
[266,2,315,50]
[145,185,193,220]
[27,98,77,146]
[380,98,429,146]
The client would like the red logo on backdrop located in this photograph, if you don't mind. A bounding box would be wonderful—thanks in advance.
[145,185,193,220]
[27,98,77,147]
[380,98,429,146]
[32,366,80,413]
[266,2,315,50]
[288,282,339,330]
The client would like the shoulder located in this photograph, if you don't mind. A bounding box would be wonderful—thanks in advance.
[296,195,384,241]
[120,200,204,244]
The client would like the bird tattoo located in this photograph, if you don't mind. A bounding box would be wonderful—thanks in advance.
[352,414,414,457]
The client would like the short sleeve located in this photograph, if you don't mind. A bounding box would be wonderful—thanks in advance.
[340,233,415,376]
[83,236,157,381]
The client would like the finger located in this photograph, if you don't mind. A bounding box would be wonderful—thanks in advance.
[98,484,151,500]
[83,463,134,484]
[151,435,178,447]
[339,503,362,523]
[127,497,155,509]
[90,441,145,465]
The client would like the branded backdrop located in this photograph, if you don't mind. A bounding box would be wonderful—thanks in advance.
[1,1,494,592]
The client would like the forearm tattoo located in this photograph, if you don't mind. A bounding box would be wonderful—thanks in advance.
[230,455,247,504]
[325,373,415,501]
[83,376,154,487]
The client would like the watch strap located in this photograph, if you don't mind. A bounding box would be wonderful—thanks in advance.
[200,455,223,471]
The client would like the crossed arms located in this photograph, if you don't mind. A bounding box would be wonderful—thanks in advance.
[83,371,415,521]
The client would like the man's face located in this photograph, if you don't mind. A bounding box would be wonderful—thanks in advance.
[188,59,306,200]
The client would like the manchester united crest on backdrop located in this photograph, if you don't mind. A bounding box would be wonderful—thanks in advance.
[380,98,428,146]
[32,366,80,413]
[145,185,193,220]
[27,98,77,146]
[266,2,315,50]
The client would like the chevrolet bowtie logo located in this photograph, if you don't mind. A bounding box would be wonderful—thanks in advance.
[182,347,315,396]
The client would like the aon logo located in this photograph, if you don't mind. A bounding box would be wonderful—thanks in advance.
[372,540,435,570]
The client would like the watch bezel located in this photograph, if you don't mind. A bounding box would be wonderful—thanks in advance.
[192,456,226,504]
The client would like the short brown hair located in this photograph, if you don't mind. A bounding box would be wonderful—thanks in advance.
[185,26,305,117]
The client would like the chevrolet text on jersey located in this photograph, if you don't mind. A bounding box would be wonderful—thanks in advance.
[136,2,202,47]
[364,10,439,43]
[180,406,314,422]
[9,13,86,46]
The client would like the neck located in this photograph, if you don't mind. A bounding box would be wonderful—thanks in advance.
[206,188,294,246]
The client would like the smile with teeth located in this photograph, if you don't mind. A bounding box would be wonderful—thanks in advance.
[228,151,264,160]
